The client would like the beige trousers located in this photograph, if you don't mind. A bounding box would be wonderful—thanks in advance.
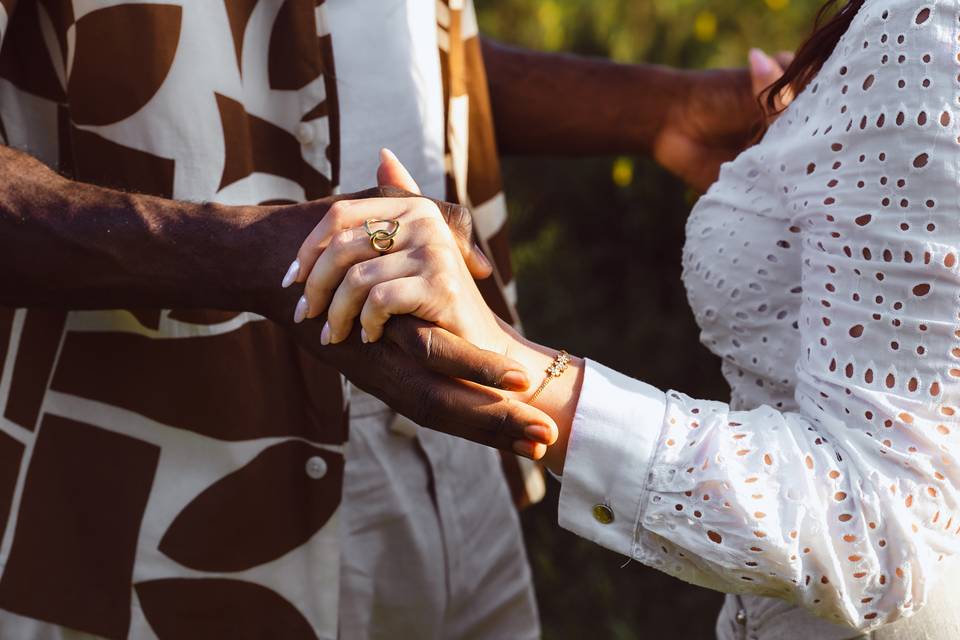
[338,390,540,640]
[716,561,960,640]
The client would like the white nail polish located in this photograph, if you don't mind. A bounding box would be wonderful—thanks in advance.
[293,296,308,324]
[320,322,331,345]
[360,328,368,343]
[281,259,300,288]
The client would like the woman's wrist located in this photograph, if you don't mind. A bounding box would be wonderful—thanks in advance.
[503,330,583,474]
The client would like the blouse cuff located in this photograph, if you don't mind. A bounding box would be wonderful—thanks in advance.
[557,359,667,558]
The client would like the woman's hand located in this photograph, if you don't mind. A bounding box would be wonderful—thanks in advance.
[288,151,512,356]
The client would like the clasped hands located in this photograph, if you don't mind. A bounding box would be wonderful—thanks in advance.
[273,151,564,462]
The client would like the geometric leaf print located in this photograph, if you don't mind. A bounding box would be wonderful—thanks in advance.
[0,308,13,375]
[224,0,259,74]
[0,415,160,640]
[0,430,24,551]
[159,442,343,572]
[0,0,65,102]
[136,578,319,640]
[69,126,175,198]
[36,0,75,71]
[216,92,332,200]
[166,309,243,325]
[68,4,182,126]
[50,321,348,444]
[3,310,66,432]
[268,0,322,91]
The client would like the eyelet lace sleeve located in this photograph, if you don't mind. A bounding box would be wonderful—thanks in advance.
[559,0,960,631]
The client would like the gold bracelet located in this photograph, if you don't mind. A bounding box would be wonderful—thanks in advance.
[529,350,570,403]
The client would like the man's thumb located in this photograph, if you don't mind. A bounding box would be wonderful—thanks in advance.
[377,148,421,194]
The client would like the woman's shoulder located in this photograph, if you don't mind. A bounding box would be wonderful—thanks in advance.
[808,0,959,117]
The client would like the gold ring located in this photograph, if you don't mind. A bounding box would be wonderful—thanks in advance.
[364,218,400,254]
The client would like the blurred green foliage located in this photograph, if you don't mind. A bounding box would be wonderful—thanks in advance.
[477,1,827,638]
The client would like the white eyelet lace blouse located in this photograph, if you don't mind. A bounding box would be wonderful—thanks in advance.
[558,0,960,632]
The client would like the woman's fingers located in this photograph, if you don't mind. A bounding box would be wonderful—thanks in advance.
[301,226,381,320]
[358,277,431,343]
[290,198,410,288]
[325,252,417,343]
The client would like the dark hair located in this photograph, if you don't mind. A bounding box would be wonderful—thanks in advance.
[764,0,866,112]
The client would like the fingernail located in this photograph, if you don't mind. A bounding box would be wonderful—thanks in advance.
[293,296,308,324]
[380,147,398,163]
[524,424,552,444]
[320,321,331,346]
[281,259,300,288]
[500,370,529,392]
[513,440,537,459]
[360,328,368,343]
[749,48,773,76]
[474,244,492,270]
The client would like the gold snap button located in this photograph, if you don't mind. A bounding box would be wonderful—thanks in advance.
[592,504,614,525]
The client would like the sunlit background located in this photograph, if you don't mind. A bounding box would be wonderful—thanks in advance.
[476,1,827,637]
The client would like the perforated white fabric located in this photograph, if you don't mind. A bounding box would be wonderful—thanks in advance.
[642,0,960,629]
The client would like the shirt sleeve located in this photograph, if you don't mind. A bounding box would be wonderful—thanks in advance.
[559,3,960,631]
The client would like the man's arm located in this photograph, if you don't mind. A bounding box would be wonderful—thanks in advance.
[0,144,551,453]
[481,39,785,191]
[0,144,314,313]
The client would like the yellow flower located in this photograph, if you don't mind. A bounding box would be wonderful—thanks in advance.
[612,157,634,187]
[693,10,717,42]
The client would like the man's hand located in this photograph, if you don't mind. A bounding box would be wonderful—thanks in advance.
[283,316,554,458]
[483,39,792,193]
[652,49,793,192]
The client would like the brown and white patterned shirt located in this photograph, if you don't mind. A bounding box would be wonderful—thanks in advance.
[0,1,537,638]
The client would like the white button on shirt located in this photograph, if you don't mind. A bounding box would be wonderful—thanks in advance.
[559,0,960,632]
[295,122,316,146]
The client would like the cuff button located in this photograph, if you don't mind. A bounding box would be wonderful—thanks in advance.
[592,504,615,525]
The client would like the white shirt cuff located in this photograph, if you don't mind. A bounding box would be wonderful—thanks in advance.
[557,359,667,558]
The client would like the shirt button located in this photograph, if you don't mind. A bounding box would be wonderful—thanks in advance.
[305,456,327,479]
[295,122,315,145]
[735,608,747,626]
[592,504,614,524]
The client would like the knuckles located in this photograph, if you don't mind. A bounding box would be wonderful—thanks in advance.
[327,229,355,262]
[367,282,393,310]
[343,262,368,291]
[325,200,351,229]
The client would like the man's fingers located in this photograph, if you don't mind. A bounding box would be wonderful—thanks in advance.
[401,372,557,450]
[749,47,794,119]
[774,51,795,70]
[377,148,421,194]
[434,201,493,280]
[748,48,782,100]
[385,317,531,393]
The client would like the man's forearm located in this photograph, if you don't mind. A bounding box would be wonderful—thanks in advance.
[481,38,687,156]
[0,144,336,315]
